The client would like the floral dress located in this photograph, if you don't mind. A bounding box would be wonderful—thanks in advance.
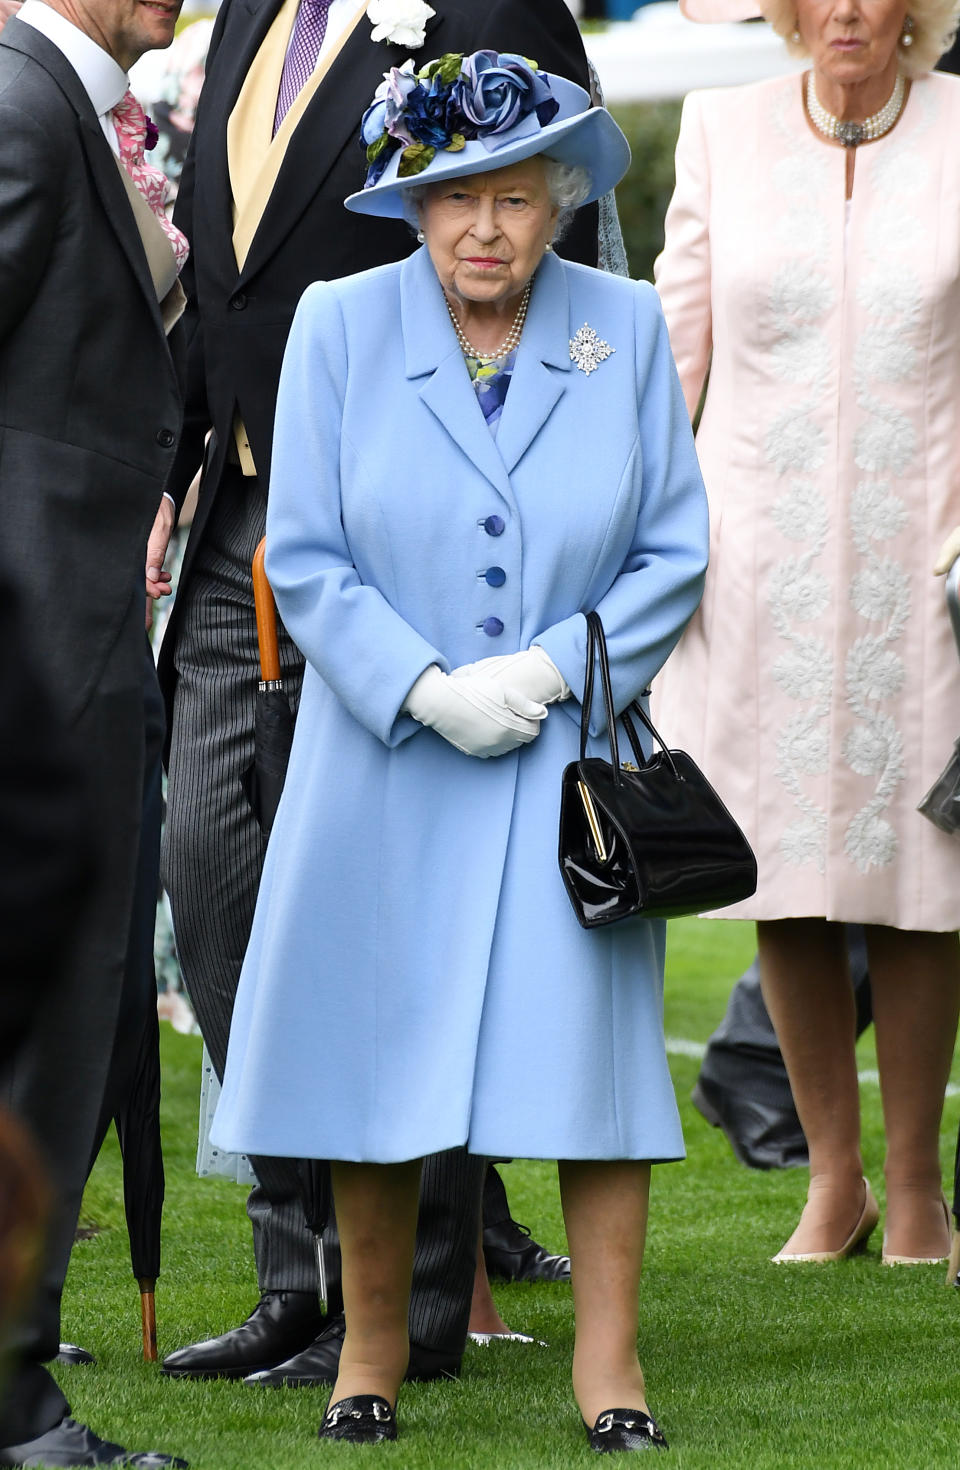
[465,348,516,435]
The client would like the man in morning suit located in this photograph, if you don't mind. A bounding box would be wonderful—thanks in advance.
[158,0,600,1388]
[0,0,188,1460]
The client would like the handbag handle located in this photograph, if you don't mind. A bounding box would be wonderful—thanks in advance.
[580,611,681,785]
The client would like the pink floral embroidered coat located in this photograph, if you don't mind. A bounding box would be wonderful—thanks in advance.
[654,69,960,930]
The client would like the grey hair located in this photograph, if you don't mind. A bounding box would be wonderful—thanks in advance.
[542,157,592,241]
[403,155,593,241]
[762,0,960,76]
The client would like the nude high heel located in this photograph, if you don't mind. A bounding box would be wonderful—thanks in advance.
[946,1224,960,1286]
[882,1196,950,1267]
[771,1179,879,1264]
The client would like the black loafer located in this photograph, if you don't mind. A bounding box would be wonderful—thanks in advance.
[244,1313,460,1386]
[161,1290,323,1379]
[482,1217,571,1283]
[56,1342,96,1366]
[0,1415,188,1467]
[585,1409,668,1453]
[318,1396,397,1445]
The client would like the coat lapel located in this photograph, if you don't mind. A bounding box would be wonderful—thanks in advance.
[402,249,517,512]
[1,22,166,337]
[238,10,382,284]
[197,0,283,281]
[80,121,168,333]
[494,251,572,477]
[237,7,443,285]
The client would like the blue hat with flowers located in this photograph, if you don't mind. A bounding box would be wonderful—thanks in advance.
[344,50,631,219]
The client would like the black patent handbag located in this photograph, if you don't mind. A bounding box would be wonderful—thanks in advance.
[558,612,758,928]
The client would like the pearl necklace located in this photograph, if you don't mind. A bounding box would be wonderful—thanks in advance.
[805,70,906,148]
[446,281,532,365]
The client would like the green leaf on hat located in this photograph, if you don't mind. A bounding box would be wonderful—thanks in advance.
[419,53,464,85]
[445,133,466,153]
[366,133,390,165]
[398,143,437,178]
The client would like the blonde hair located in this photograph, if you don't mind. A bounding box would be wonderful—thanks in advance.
[762,0,960,76]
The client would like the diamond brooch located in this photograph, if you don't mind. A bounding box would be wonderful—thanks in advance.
[570,324,615,376]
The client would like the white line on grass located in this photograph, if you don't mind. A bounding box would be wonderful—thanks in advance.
[665,1038,960,1099]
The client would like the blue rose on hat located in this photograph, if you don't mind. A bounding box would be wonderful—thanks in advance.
[408,71,468,149]
[455,52,558,141]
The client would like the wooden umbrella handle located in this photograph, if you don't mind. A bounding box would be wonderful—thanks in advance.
[252,538,282,684]
[138,1278,157,1362]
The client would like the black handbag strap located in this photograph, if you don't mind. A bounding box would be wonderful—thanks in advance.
[580,611,681,784]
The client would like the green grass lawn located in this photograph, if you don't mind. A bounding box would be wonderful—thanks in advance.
[64,918,960,1467]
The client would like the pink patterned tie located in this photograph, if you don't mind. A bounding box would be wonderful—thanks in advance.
[112,89,190,273]
[273,0,332,135]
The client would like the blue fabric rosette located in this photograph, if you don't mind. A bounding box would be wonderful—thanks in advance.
[455,51,558,149]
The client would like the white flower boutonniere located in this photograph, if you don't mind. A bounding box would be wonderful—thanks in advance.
[367,0,435,49]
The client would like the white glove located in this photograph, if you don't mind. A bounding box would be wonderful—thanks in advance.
[450,645,570,706]
[402,665,545,758]
[934,527,960,575]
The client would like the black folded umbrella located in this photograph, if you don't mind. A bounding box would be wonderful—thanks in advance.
[92,725,167,1364]
[114,1003,164,1360]
[297,1159,333,1312]
[241,688,295,836]
[241,539,295,837]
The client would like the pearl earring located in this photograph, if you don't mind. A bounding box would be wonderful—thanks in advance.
[416,230,425,243]
[791,26,801,41]
[901,14,914,44]
[544,241,553,252]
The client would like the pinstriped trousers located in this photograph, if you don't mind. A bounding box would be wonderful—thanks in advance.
[161,468,484,1352]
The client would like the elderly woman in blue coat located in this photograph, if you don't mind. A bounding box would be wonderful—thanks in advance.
[213,52,708,1454]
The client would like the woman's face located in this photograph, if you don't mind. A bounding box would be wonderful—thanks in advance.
[419,158,559,312]
[795,0,909,90]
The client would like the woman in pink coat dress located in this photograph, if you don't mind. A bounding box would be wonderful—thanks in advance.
[655,0,960,1265]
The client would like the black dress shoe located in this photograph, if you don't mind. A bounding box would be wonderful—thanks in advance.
[0,1415,188,1467]
[244,1313,460,1386]
[317,1397,397,1445]
[585,1409,668,1454]
[692,1073,808,1172]
[482,1217,571,1283]
[56,1343,96,1366]
[161,1290,323,1379]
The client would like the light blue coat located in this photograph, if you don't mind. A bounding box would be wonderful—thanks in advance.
[213,246,709,1165]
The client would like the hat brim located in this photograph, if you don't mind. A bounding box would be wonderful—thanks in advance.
[344,104,632,220]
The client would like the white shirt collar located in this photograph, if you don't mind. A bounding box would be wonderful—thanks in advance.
[17,0,128,118]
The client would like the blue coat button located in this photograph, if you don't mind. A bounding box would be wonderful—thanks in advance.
[483,515,506,537]
[484,567,506,588]
[482,617,505,637]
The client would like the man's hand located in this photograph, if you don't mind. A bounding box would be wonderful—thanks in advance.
[145,495,175,627]
[0,1,22,31]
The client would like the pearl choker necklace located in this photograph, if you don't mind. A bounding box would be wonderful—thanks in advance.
[805,71,906,148]
[446,281,532,365]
